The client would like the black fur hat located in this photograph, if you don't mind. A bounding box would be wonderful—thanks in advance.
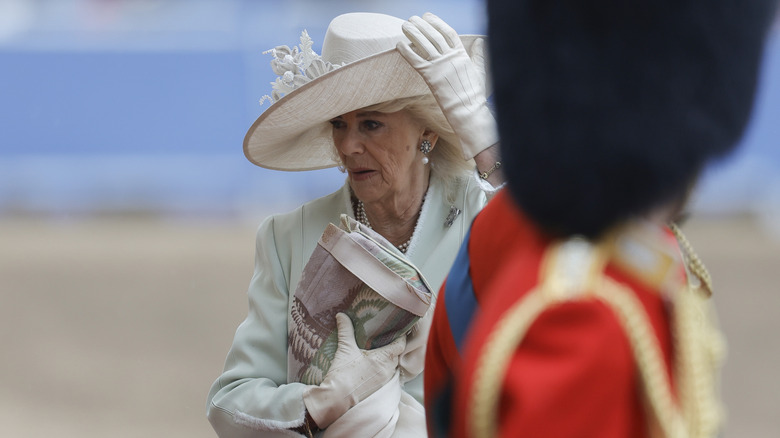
[488,0,777,238]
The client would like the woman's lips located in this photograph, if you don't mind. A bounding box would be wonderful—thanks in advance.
[349,168,375,181]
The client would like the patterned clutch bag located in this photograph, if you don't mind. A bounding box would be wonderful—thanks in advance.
[287,214,432,385]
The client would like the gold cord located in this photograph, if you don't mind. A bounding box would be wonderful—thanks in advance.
[669,222,713,296]
[468,288,551,438]
[596,279,688,438]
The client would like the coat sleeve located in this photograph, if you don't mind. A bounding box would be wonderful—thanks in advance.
[206,215,309,437]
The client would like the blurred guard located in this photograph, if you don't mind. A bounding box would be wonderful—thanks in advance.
[424,0,779,437]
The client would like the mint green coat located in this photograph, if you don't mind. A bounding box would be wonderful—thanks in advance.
[207,177,485,437]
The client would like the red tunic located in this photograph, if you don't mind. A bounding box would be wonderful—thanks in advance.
[455,230,682,438]
[426,192,685,438]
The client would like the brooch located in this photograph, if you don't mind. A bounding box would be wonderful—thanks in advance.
[444,206,461,228]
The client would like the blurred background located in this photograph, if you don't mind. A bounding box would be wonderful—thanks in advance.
[0,0,777,436]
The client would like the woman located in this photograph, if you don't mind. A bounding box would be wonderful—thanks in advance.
[207,12,502,437]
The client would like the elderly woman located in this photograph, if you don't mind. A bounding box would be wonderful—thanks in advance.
[207,12,502,438]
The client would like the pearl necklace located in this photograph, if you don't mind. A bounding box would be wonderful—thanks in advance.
[354,198,422,254]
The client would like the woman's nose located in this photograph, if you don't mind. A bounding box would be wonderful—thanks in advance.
[334,127,364,155]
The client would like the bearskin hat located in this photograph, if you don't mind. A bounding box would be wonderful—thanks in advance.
[488,0,778,238]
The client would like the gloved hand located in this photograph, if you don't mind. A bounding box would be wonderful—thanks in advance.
[397,12,498,160]
[303,312,407,430]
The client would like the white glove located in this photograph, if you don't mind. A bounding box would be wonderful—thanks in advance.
[397,12,498,160]
[303,313,407,430]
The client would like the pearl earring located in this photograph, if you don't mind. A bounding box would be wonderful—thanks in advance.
[419,139,432,165]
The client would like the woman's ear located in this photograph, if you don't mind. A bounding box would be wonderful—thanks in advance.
[423,129,439,150]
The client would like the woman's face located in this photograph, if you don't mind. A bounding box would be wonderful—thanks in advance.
[331,108,433,205]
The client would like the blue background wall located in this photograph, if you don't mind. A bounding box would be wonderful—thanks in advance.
[0,0,777,221]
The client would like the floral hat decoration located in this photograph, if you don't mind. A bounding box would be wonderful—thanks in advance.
[243,12,484,171]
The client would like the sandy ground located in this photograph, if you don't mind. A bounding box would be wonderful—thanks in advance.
[1,214,778,437]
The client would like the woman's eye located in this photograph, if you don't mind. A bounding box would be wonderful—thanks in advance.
[329,120,345,129]
[362,120,381,130]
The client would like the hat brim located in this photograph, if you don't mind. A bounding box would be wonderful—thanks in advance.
[244,35,482,171]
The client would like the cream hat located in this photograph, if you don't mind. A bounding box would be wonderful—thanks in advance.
[243,12,484,171]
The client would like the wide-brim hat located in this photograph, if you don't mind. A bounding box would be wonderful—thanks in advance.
[244,12,484,171]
